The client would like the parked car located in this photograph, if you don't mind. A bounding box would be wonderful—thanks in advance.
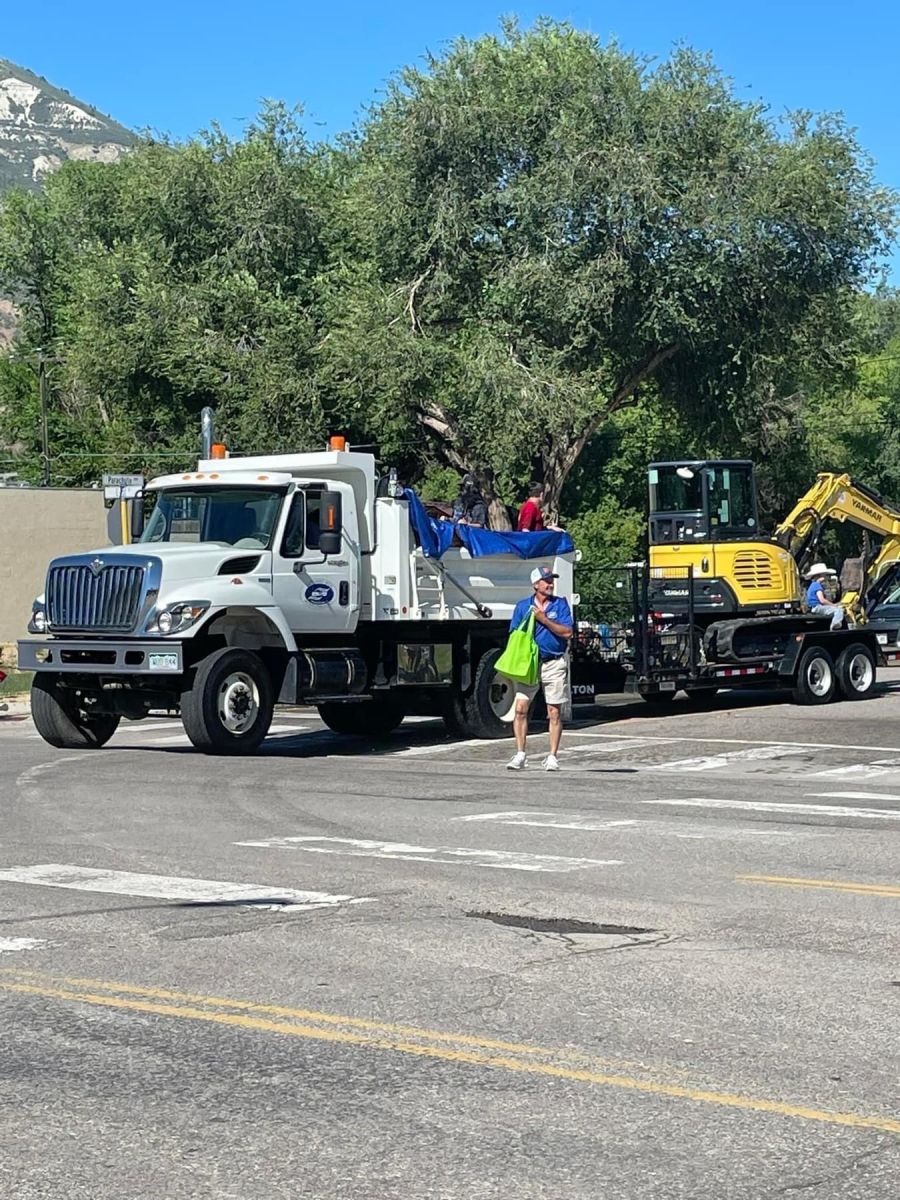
[863,583,900,647]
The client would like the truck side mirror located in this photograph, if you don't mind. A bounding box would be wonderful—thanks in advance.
[318,490,342,556]
[130,492,145,542]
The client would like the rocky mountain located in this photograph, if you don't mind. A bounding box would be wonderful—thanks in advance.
[0,58,135,192]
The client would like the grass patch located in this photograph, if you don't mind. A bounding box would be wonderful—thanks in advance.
[0,669,33,698]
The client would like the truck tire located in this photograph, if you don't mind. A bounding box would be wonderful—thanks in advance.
[31,674,120,749]
[835,643,876,701]
[452,647,518,739]
[792,647,836,705]
[318,699,404,737]
[180,647,274,755]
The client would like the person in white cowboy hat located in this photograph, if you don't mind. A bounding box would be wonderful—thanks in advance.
[804,562,845,630]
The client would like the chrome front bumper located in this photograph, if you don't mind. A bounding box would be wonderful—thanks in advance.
[17,638,184,675]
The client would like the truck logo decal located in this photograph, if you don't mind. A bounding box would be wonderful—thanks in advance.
[88,558,105,577]
[305,583,335,605]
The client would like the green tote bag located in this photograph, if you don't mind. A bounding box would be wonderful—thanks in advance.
[494,610,539,685]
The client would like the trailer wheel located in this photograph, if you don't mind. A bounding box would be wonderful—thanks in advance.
[318,699,404,737]
[835,643,876,701]
[31,674,120,749]
[792,647,836,705]
[180,647,274,755]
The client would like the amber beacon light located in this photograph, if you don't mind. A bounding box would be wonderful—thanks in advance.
[210,443,228,460]
[328,435,347,452]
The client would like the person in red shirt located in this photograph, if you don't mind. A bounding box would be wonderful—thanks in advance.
[517,483,545,532]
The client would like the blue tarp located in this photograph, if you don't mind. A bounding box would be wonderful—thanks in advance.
[403,488,575,560]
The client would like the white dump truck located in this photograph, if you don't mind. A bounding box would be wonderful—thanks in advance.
[19,439,576,754]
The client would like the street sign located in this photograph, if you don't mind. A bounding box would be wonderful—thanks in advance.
[102,473,144,505]
[102,473,144,490]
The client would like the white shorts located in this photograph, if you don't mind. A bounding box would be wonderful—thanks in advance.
[515,655,569,708]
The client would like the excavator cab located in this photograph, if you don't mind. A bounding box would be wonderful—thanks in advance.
[649,460,799,620]
[649,461,759,544]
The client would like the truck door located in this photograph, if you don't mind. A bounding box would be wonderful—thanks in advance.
[272,486,359,635]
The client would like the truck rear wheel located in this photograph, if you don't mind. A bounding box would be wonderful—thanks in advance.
[444,647,516,740]
[792,647,836,705]
[31,675,121,749]
[181,647,274,755]
[835,643,876,701]
[317,699,404,737]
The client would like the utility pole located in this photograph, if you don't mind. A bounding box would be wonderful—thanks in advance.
[38,350,50,487]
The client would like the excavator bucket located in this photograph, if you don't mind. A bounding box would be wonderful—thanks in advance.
[840,557,864,592]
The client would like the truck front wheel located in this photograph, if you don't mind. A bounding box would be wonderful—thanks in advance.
[181,648,274,755]
[31,675,120,749]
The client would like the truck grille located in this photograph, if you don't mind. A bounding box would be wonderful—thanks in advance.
[47,563,146,632]
[732,551,775,590]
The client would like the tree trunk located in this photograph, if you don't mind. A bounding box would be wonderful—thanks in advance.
[415,401,512,528]
[487,496,512,531]
[539,344,680,515]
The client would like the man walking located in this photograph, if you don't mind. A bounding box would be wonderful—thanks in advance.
[506,564,573,772]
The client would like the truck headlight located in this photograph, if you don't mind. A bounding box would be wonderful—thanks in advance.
[147,603,209,635]
[27,603,47,634]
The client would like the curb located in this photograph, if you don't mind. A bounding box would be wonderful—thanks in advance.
[0,697,31,718]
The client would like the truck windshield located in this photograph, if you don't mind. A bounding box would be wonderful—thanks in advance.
[141,487,284,548]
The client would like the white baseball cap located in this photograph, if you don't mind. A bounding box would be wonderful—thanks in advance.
[530,564,558,584]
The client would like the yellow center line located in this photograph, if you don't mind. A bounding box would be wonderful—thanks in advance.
[1,972,899,1136]
[0,967,647,1073]
[737,874,900,898]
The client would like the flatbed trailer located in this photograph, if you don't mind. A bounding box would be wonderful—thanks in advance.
[572,565,898,707]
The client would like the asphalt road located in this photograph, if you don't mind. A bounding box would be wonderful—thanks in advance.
[2,681,900,1199]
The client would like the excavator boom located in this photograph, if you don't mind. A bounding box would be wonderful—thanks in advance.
[772,473,900,622]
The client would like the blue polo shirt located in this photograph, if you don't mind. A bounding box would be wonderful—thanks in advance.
[510,594,573,660]
[806,580,825,608]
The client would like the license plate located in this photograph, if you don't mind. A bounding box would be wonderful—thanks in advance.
[149,652,179,671]
[659,680,677,691]
[877,633,888,645]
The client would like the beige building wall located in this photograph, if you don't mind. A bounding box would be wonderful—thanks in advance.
[0,489,109,661]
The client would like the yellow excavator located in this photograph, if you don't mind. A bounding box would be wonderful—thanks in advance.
[648,460,900,625]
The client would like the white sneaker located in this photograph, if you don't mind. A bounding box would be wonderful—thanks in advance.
[506,751,527,771]
[542,754,560,772]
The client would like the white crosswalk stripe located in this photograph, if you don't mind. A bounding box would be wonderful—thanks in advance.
[649,745,806,771]
[810,757,900,779]
[0,937,46,954]
[0,864,372,912]
[646,798,900,820]
[455,809,805,840]
[457,810,639,831]
[236,835,622,873]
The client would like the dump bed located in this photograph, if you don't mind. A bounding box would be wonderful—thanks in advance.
[367,497,576,623]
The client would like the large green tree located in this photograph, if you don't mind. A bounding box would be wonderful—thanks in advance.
[328,20,895,525]
[0,104,336,482]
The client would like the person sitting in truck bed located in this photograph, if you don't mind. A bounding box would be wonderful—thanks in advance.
[804,562,846,630]
[453,475,488,527]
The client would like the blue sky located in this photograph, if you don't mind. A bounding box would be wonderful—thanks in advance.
[6,1,899,273]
